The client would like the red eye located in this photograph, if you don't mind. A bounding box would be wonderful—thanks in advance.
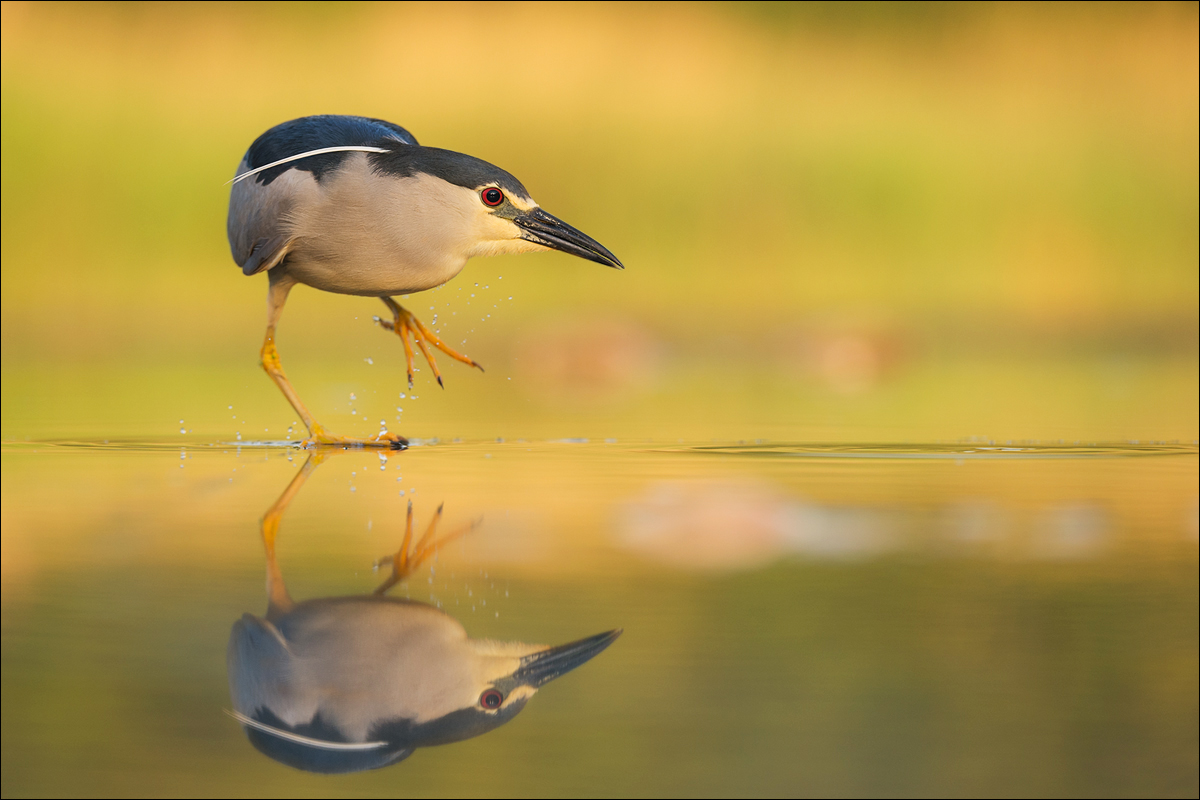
[481,187,504,207]
[480,689,504,709]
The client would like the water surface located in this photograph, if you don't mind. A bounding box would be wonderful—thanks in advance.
[2,439,1197,796]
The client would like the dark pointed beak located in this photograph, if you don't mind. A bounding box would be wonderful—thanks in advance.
[515,208,624,270]
[512,629,623,688]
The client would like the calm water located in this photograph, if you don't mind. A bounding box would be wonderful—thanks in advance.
[2,439,1197,797]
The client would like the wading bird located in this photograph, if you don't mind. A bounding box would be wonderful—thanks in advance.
[228,452,621,773]
[227,115,623,448]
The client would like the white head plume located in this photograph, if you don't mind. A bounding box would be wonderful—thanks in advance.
[227,145,391,186]
[224,709,390,751]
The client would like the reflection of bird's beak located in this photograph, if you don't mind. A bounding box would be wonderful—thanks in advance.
[513,629,623,687]
[515,208,624,270]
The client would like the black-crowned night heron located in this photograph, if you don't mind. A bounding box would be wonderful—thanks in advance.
[227,114,623,449]
[228,453,621,773]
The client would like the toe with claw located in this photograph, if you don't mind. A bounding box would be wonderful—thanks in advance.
[375,297,484,390]
[300,423,409,450]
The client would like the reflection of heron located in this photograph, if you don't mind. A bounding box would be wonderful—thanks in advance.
[227,115,624,449]
[227,451,621,773]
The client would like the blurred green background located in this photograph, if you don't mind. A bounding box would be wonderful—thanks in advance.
[2,1,1197,443]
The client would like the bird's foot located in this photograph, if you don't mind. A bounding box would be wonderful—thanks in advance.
[300,425,408,450]
[374,302,484,389]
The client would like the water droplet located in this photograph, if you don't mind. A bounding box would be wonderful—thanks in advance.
[180,428,186,434]
[365,357,374,365]
[350,393,357,400]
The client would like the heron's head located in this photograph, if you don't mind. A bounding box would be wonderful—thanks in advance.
[408,628,624,746]
[367,145,624,269]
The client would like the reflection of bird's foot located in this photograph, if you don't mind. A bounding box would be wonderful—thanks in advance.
[374,502,478,594]
[301,425,408,450]
[375,298,484,390]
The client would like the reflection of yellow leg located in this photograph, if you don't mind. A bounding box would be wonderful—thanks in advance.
[261,451,327,619]
[262,273,407,449]
[376,296,484,390]
[374,502,478,595]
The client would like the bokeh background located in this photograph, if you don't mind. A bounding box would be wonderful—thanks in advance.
[2,1,1197,444]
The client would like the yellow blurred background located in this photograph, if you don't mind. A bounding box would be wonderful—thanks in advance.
[2,1,1197,442]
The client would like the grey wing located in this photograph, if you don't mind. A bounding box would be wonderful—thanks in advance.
[227,613,309,718]
[227,613,411,774]
[226,158,318,276]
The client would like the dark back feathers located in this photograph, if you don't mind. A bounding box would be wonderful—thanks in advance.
[245,115,419,186]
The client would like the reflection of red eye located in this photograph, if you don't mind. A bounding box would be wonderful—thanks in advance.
[480,689,504,709]
[481,188,504,207]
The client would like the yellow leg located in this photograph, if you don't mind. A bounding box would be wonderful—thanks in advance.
[375,296,484,389]
[373,502,478,595]
[260,451,328,619]
[261,273,407,449]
